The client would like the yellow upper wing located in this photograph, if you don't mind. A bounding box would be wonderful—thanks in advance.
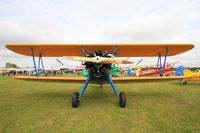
[6,44,194,57]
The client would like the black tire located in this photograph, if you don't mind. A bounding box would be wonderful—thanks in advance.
[183,80,188,85]
[119,91,126,108]
[72,92,80,108]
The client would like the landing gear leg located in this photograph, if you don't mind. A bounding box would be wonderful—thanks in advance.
[72,76,91,108]
[100,84,103,88]
[106,75,127,108]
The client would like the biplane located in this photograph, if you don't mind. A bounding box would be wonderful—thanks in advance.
[183,69,200,81]
[176,66,200,83]
[124,62,177,76]
[6,44,194,108]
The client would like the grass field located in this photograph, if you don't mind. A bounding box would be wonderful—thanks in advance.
[0,76,200,133]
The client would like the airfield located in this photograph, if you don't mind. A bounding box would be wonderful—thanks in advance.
[0,74,200,133]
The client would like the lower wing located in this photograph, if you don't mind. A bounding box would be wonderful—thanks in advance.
[14,75,194,83]
[112,76,190,83]
[14,76,87,83]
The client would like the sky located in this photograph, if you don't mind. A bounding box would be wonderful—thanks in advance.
[0,0,200,69]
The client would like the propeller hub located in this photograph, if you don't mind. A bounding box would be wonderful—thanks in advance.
[96,56,101,63]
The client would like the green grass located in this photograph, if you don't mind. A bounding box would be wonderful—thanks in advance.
[0,76,200,133]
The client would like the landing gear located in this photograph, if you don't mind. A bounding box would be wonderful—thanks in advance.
[119,91,126,108]
[182,80,188,85]
[100,84,103,88]
[72,92,80,108]
[71,75,127,108]
[72,77,91,108]
[105,75,127,108]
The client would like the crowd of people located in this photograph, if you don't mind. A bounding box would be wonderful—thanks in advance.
[1,69,75,76]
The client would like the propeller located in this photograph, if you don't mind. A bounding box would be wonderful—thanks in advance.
[63,56,133,64]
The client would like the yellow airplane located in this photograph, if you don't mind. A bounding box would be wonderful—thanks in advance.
[6,44,194,108]
[183,69,200,81]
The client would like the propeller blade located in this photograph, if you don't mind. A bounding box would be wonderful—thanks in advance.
[63,56,133,64]
[100,57,133,64]
[64,56,97,63]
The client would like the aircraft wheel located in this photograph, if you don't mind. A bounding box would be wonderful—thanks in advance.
[72,92,80,108]
[119,91,126,108]
[183,80,188,85]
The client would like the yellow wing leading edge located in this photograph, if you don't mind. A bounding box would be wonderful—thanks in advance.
[6,44,194,57]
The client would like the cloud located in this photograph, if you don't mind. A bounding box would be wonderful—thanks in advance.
[0,21,40,44]
[103,16,184,42]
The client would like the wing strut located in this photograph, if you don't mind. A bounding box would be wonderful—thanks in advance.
[40,54,45,75]
[31,47,38,76]
[156,47,169,76]
[111,47,118,57]
[156,53,162,70]
[161,47,169,76]
[81,47,88,57]
[31,48,45,76]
